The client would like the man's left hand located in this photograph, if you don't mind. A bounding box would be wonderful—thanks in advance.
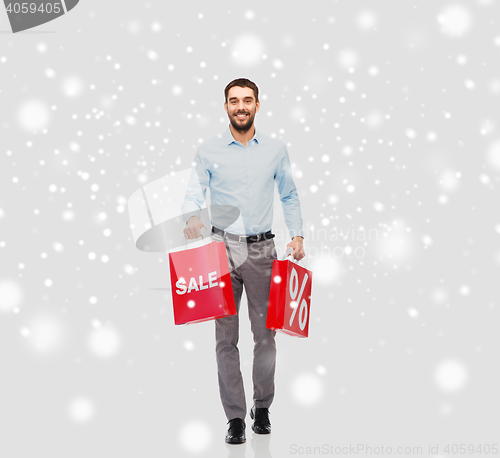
[286,236,305,261]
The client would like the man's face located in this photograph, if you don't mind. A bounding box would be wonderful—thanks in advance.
[224,86,260,133]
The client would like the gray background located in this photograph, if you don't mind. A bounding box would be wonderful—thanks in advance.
[1,1,499,457]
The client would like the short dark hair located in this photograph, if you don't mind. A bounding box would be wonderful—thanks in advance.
[224,78,259,104]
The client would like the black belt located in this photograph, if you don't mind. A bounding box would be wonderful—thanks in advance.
[212,226,275,243]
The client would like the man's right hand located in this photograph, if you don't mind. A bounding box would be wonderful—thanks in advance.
[183,216,207,240]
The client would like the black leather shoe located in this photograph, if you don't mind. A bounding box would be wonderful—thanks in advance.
[250,406,271,434]
[225,418,246,444]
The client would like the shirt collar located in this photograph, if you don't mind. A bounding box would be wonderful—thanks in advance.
[222,123,259,146]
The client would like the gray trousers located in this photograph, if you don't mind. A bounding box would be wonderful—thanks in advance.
[211,231,278,421]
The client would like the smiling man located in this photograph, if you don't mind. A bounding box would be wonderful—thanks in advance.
[181,78,305,444]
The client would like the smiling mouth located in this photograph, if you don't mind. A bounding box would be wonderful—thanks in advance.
[236,114,248,119]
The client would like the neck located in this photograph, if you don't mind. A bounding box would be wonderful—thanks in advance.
[230,123,255,145]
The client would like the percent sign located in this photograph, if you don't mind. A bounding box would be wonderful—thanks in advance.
[289,267,309,330]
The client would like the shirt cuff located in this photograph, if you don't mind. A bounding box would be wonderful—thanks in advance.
[289,228,304,239]
[181,201,202,224]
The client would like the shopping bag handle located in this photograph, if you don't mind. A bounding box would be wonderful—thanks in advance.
[180,223,213,248]
[282,247,307,268]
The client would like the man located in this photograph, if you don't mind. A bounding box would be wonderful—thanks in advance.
[181,78,305,444]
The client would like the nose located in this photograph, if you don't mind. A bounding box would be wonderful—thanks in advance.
[235,101,247,112]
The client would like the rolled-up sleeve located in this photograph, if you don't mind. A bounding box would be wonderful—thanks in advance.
[181,148,210,224]
[274,144,304,239]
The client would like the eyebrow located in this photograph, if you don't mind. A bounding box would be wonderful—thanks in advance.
[228,96,254,101]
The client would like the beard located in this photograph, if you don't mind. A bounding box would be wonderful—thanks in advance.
[229,110,255,134]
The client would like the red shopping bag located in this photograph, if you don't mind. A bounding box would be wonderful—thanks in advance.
[168,240,236,325]
[266,248,312,337]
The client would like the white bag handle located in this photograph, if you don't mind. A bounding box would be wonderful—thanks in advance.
[168,228,213,254]
[282,247,307,268]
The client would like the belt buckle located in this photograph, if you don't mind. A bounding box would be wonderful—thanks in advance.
[248,234,260,243]
[239,235,246,243]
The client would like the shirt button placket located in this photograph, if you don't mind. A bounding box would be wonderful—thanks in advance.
[244,143,251,235]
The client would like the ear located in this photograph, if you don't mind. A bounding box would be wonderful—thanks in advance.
[255,100,260,113]
[224,102,228,114]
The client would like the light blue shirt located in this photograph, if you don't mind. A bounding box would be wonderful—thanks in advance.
[181,123,304,239]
